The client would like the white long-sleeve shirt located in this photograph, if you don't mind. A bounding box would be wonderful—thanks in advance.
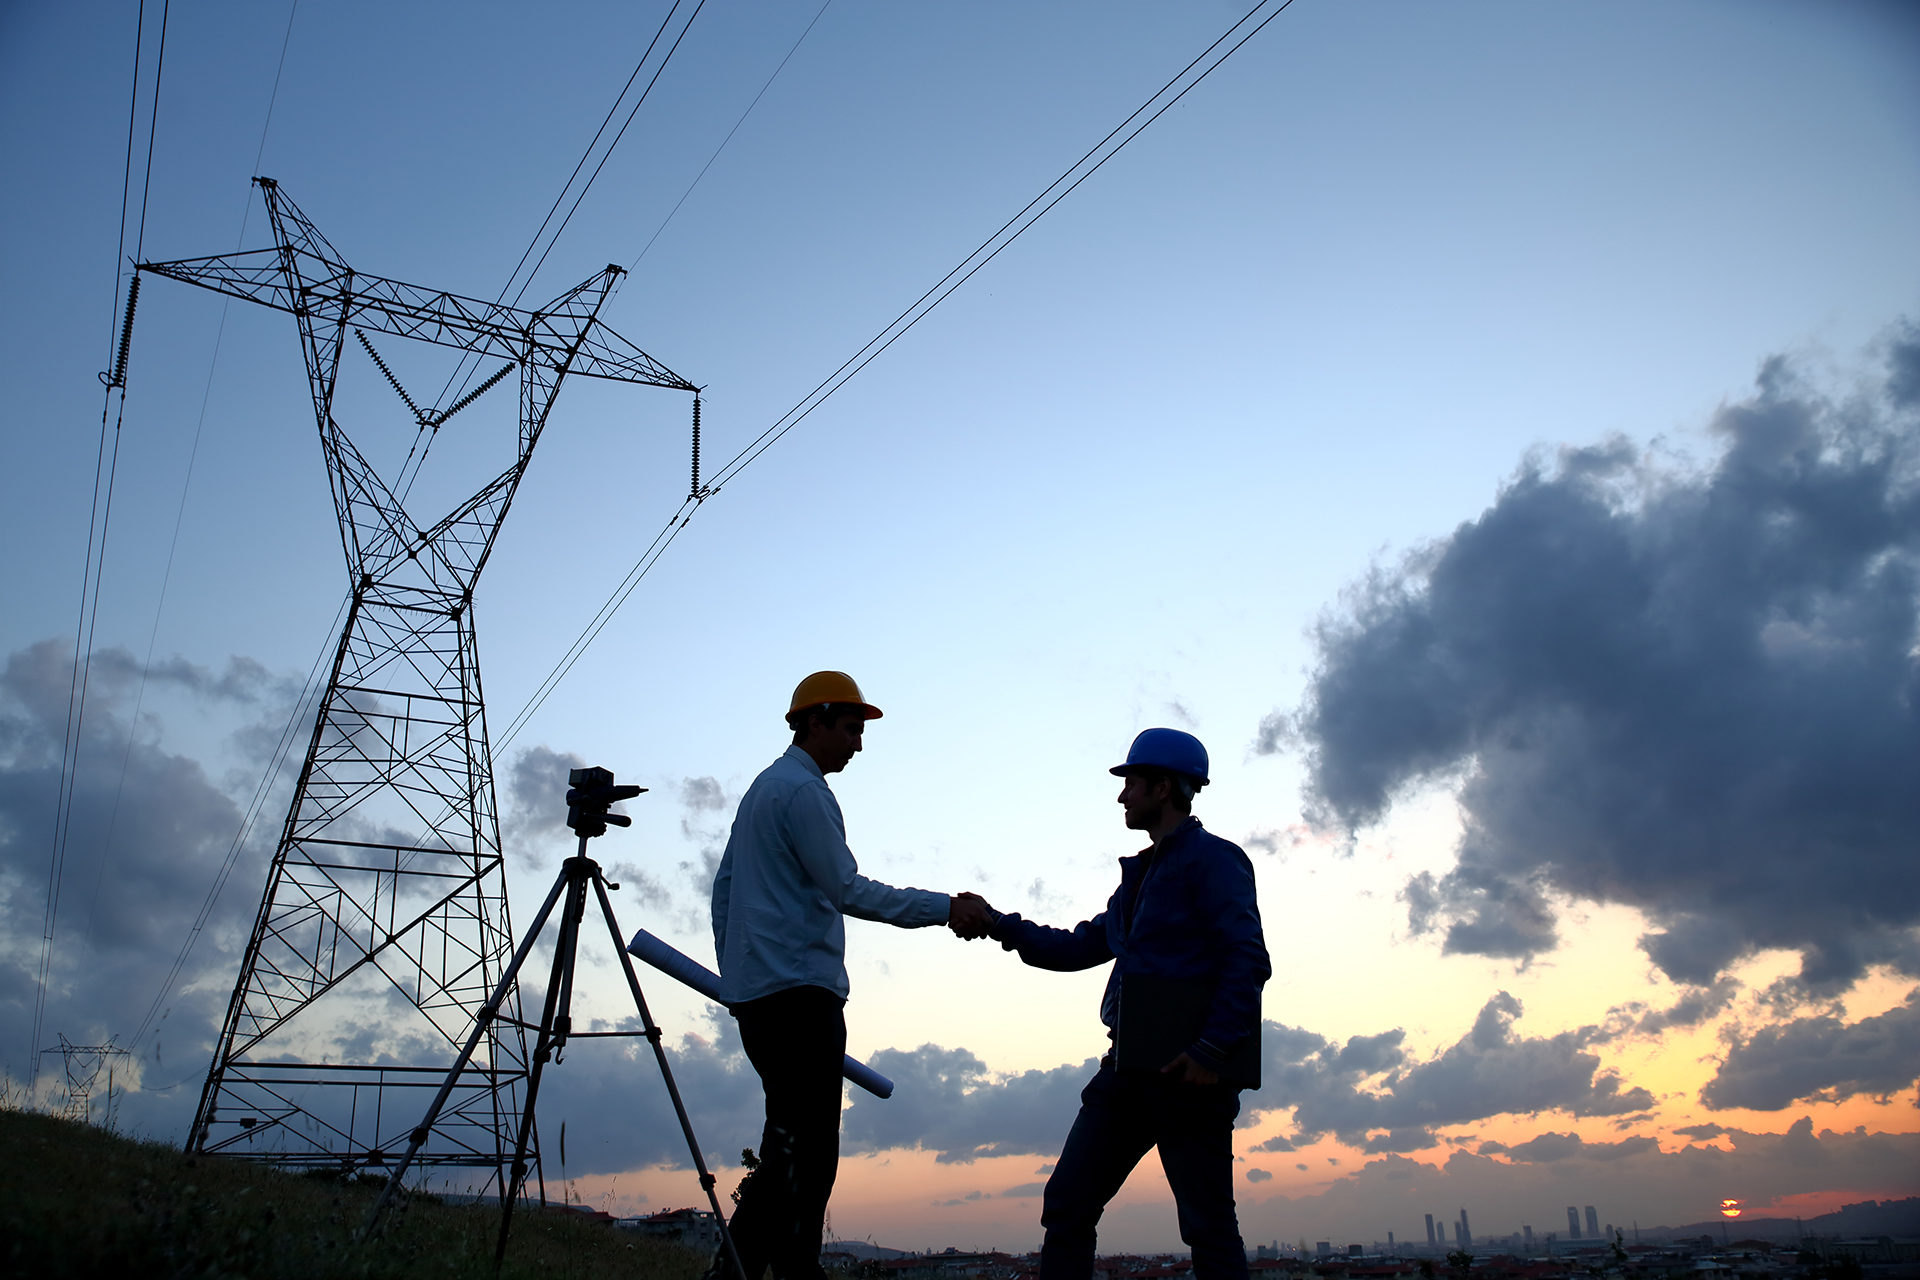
[711,744,949,1005]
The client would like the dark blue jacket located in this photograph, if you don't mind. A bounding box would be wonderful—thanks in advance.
[990,817,1269,1074]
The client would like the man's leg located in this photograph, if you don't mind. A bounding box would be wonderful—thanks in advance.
[772,987,847,1280]
[1040,1065,1156,1280]
[731,985,846,1280]
[1155,1082,1247,1280]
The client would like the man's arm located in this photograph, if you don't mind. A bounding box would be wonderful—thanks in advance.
[711,846,734,962]
[787,783,950,927]
[988,909,1115,972]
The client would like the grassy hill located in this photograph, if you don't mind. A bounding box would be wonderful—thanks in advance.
[0,1108,708,1279]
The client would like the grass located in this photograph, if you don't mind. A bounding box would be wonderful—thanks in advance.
[0,1107,709,1279]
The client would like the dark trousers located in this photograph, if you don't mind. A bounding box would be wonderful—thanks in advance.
[726,985,847,1280]
[1041,1063,1248,1280]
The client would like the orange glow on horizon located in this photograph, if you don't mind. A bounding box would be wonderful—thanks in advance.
[1721,1199,1743,1219]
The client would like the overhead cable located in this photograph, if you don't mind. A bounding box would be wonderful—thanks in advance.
[489,0,1296,752]
[703,0,1297,494]
[626,0,833,275]
[89,0,301,949]
[34,0,172,1089]
[400,0,709,502]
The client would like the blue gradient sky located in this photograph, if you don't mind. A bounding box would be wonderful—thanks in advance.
[3,0,1917,1251]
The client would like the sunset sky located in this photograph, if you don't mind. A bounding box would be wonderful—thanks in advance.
[2,0,1917,1255]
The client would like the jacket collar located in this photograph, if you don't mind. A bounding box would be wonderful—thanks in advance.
[1121,815,1203,869]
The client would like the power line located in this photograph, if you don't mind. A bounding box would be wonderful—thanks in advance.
[34,0,172,1090]
[491,0,1296,749]
[88,0,300,947]
[626,0,832,275]
[704,0,1297,493]
[398,0,708,502]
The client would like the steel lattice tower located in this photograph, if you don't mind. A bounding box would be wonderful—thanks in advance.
[140,178,696,1179]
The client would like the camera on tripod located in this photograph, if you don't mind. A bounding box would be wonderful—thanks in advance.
[566,766,645,839]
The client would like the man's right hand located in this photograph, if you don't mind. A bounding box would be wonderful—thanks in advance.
[948,892,995,940]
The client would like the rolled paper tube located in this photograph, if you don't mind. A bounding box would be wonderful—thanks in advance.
[626,929,895,1100]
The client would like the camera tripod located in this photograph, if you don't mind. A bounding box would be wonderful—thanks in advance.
[365,770,745,1275]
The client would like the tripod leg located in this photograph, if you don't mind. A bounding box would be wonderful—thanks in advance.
[362,861,574,1239]
[497,862,590,1261]
[590,871,752,1280]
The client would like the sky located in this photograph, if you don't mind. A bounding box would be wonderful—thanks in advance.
[3,0,1919,1256]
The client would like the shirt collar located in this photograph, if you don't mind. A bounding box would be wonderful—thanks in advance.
[783,742,825,781]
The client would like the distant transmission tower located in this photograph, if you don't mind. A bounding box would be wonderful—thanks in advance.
[140,178,696,1179]
[43,1034,131,1126]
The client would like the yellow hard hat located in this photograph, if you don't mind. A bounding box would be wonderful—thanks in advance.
[787,670,883,721]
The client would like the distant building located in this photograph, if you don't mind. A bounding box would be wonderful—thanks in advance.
[1459,1211,1473,1248]
[1319,1243,1333,1257]
[1567,1208,1582,1241]
[1426,1215,1437,1247]
[619,1207,720,1254]
[1523,1226,1534,1248]
[1585,1208,1599,1239]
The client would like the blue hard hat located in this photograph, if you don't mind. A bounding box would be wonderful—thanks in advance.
[1110,728,1210,786]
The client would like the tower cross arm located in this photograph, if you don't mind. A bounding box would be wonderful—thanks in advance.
[137,252,695,391]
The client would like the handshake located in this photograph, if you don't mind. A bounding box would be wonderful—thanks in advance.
[946,891,998,941]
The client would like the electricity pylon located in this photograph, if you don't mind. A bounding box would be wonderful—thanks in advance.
[140,178,696,1180]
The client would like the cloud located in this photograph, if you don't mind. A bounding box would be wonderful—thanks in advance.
[500,745,587,867]
[1002,1182,1045,1198]
[1476,1131,1660,1163]
[0,640,276,1132]
[485,1003,770,1177]
[1254,992,1653,1152]
[1247,1168,1273,1182]
[1272,331,1920,991]
[1701,989,1920,1111]
[1672,1123,1725,1140]
[840,1044,1097,1164]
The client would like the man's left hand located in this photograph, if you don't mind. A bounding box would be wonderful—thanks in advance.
[1160,1053,1219,1085]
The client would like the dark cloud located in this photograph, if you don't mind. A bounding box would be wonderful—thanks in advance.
[500,745,588,867]
[1246,1168,1273,1182]
[1003,1182,1045,1198]
[485,1002,769,1177]
[1672,1122,1726,1140]
[1271,334,1920,991]
[1701,989,1920,1111]
[1254,992,1653,1152]
[1619,979,1742,1038]
[840,1044,1096,1164]
[0,640,276,1134]
[1476,1131,1659,1163]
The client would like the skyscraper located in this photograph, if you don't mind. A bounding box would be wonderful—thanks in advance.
[1524,1226,1534,1248]
[1459,1210,1473,1247]
[1426,1215,1437,1247]
[1568,1207,1582,1240]
[1586,1208,1600,1238]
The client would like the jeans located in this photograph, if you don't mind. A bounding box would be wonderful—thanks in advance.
[1040,1063,1248,1280]
[725,985,847,1280]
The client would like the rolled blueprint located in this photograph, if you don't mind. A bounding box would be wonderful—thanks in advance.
[627,928,895,1100]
